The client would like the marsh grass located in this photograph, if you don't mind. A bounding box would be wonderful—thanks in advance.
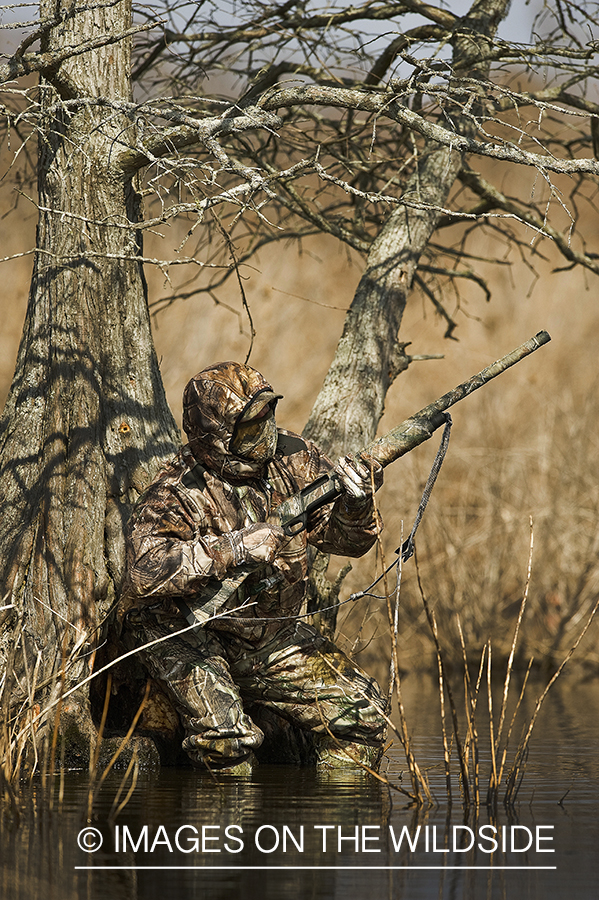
[394,379,599,673]
[2,167,599,812]
[2,324,599,811]
[377,518,599,809]
[335,336,599,682]
[3,508,593,815]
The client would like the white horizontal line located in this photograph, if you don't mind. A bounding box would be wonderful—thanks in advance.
[74,865,557,871]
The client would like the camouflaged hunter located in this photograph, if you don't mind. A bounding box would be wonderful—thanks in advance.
[120,362,387,773]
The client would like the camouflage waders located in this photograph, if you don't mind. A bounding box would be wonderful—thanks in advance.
[125,607,386,769]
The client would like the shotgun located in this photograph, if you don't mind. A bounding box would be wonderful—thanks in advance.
[178,330,551,629]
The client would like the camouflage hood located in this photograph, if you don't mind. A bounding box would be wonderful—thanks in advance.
[182,361,282,477]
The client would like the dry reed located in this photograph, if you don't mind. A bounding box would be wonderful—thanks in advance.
[376,517,599,810]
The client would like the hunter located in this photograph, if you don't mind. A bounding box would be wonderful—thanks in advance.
[119,361,387,773]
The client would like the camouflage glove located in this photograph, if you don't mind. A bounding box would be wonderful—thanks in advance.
[225,522,286,566]
[335,456,383,502]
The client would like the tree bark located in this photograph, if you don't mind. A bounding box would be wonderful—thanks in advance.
[0,0,179,765]
[303,144,461,458]
[304,0,512,631]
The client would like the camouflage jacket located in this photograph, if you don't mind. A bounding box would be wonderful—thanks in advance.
[120,363,382,643]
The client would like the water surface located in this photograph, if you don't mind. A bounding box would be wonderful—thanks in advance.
[2,676,598,899]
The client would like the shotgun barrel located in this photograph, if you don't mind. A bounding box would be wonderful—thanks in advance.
[362,330,551,468]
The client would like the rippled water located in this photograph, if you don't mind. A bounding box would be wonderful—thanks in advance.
[2,677,599,900]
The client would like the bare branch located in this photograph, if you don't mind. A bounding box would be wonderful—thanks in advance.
[0,20,162,85]
[459,166,599,276]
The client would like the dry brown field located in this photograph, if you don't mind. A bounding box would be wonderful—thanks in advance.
[2,159,598,684]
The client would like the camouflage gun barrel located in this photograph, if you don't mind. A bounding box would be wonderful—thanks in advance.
[271,330,551,536]
[361,329,551,469]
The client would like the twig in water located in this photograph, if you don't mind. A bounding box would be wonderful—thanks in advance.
[457,617,486,808]
[415,548,470,807]
[109,748,141,822]
[489,518,534,804]
[486,643,498,810]
[87,680,151,822]
[374,506,432,805]
[505,595,599,807]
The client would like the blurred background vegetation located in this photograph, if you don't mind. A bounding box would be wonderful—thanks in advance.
[2,0,599,706]
[2,144,597,686]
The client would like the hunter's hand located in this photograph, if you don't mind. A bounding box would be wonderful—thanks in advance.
[228,522,286,565]
[335,456,383,502]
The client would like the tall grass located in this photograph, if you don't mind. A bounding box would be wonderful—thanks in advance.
[374,518,599,809]
[2,163,599,806]
[344,364,599,678]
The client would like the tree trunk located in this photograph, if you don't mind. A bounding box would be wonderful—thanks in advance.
[303,144,462,635]
[303,144,461,458]
[0,0,179,767]
[304,0,512,632]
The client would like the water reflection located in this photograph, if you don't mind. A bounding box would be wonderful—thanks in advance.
[2,677,599,899]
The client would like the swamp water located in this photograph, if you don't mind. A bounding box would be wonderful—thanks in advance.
[2,676,599,900]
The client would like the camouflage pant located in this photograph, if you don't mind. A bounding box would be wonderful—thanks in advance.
[124,609,387,769]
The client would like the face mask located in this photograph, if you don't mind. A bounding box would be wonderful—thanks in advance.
[230,410,278,461]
